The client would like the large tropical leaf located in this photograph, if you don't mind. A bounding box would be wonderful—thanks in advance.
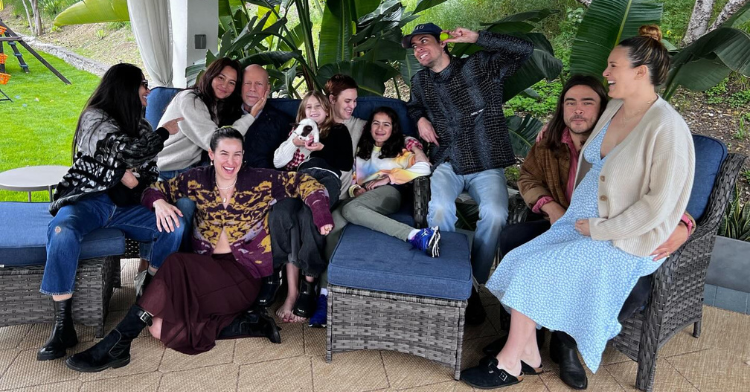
[400,50,422,87]
[54,0,129,26]
[318,0,356,65]
[316,61,398,96]
[507,114,543,158]
[665,27,750,99]
[412,0,450,14]
[723,1,750,29]
[503,33,563,102]
[569,0,662,78]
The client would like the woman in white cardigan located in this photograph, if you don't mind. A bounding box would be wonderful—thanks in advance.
[461,25,696,389]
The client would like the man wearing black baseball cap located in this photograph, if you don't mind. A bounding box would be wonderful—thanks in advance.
[404,23,532,327]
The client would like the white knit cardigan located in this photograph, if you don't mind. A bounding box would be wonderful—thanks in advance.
[574,97,695,257]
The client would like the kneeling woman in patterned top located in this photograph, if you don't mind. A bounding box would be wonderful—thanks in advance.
[66,127,334,372]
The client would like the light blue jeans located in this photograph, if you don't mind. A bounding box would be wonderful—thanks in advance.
[41,193,184,295]
[427,162,509,284]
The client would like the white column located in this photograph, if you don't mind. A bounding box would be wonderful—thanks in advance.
[169,0,218,88]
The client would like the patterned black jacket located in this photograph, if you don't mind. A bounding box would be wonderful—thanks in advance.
[407,31,533,175]
[50,109,169,216]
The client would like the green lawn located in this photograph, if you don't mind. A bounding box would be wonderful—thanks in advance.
[0,45,100,202]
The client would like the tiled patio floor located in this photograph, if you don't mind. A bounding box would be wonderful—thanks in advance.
[1,260,748,391]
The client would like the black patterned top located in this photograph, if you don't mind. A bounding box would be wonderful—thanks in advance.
[142,166,333,278]
[407,31,533,174]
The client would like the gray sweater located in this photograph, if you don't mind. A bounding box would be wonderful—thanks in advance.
[156,90,256,171]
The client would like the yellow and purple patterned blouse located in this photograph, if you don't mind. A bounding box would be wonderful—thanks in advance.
[143,166,332,278]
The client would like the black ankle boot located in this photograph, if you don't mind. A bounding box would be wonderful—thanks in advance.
[65,305,152,373]
[292,279,316,318]
[37,298,78,361]
[465,287,487,325]
[550,331,588,390]
[255,270,281,307]
[218,309,282,343]
[134,270,153,301]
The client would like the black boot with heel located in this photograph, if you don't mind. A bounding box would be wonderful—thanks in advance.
[37,298,78,361]
[550,331,588,390]
[217,308,281,343]
[65,305,152,373]
[292,279,317,318]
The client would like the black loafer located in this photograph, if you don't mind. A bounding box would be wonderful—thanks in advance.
[255,273,281,307]
[460,356,524,389]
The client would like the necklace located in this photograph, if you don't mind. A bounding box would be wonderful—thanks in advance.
[216,178,237,203]
[620,98,655,123]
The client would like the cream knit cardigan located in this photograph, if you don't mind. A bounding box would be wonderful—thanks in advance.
[574,97,695,257]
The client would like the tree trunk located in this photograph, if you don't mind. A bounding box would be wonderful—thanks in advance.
[682,0,715,46]
[575,0,592,6]
[30,0,43,36]
[19,0,34,33]
[709,0,750,31]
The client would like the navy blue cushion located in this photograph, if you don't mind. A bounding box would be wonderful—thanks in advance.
[328,225,472,300]
[688,135,727,221]
[353,96,417,137]
[145,87,181,129]
[0,202,126,267]
[267,96,418,137]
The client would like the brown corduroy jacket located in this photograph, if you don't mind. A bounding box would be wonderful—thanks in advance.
[517,138,573,212]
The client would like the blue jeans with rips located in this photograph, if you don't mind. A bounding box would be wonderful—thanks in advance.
[427,162,509,284]
[41,193,184,295]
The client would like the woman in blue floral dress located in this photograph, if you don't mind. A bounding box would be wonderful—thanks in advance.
[461,25,696,389]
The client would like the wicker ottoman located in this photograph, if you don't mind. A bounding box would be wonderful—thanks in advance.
[0,202,126,337]
[327,225,472,380]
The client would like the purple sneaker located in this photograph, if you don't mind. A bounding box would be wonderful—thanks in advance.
[408,226,440,257]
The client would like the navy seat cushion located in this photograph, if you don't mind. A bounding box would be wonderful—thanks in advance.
[268,96,417,138]
[688,135,727,221]
[144,89,417,138]
[145,87,181,129]
[0,202,126,267]
[328,225,473,301]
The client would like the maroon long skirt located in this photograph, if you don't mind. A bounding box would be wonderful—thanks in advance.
[137,252,261,355]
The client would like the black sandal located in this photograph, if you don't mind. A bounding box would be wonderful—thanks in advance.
[460,356,524,389]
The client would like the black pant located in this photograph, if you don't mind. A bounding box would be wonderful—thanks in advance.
[268,198,327,278]
[298,167,341,208]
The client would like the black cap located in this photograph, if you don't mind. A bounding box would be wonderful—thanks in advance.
[402,23,443,48]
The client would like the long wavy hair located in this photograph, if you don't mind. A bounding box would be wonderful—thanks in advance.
[193,57,243,126]
[296,91,335,139]
[356,107,405,160]
[541,75,609,157]
[72,63,145,159]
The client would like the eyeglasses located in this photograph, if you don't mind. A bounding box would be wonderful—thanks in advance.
[141,80,149,89]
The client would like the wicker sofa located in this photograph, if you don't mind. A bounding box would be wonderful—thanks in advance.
[483,135,746,391]
[0,202,125,337]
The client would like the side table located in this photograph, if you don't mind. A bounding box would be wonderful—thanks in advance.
[0,165,69,201]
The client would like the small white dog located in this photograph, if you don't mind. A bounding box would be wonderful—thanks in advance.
[292,118,320,144]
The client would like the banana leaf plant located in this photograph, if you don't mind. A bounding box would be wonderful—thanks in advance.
[569,0,750,101]
[53,0,129,26]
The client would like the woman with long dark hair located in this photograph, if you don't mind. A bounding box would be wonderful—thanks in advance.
[149,58,263,264]
[37,63,184,362]
[337,106,439,255]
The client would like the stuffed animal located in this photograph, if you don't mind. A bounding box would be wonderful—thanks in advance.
[292,118,320,144]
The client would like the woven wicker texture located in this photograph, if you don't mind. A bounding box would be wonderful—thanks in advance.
[613,153,746,391]
[326,285,466,380]
[0,256,118,337]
